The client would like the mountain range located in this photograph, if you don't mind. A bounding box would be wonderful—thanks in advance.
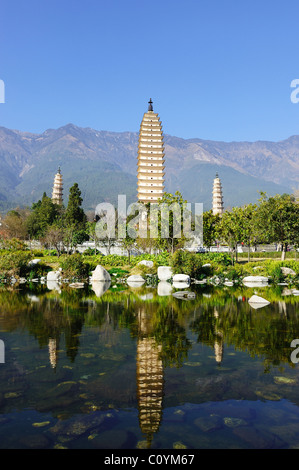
[0,123,298,213]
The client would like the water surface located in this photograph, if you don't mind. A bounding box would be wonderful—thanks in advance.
[0,283,298,449]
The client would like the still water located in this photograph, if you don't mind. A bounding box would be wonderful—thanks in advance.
[0,282,299,449]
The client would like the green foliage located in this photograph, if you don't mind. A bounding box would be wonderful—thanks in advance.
[0,250,32,277]
[59,253,89,280]
[27,192,61,238]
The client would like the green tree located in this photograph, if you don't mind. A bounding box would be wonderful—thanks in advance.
[256,193,299,261]
[64,183,88,252]
[203,210,220,250]
[27,193,61,239]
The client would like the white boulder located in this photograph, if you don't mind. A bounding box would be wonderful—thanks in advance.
[138,260,154,268]
[28,259,41,266]
[127,275,145,287]
[47,271,61,282]
[281,267,296,276]
[91,265,111,282]
[248,295,270,309]
[243,276,269,287]
[172,274,190,283]
[157,266,173,281]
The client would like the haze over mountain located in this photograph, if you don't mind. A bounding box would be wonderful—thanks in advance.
[0,123,297,212]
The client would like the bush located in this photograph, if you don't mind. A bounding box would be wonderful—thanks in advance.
[171,251,204,279]
[59,254,90,280]
[0,250,32,278]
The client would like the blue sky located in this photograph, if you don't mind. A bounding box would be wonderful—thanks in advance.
[1,0,299,142]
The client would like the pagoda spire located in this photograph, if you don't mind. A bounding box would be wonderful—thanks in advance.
[148,98,153,112]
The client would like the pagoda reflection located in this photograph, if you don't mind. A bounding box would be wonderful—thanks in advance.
[136,306,164,448]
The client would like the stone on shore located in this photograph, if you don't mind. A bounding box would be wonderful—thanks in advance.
[47,271,61,282]
[157,266,173,281]
[172,274,190,283]
[138,260,154,268]
[91,265,111,282]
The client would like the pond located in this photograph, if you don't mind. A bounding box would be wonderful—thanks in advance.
[0,282,298,449]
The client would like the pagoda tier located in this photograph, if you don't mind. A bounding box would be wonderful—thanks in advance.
[212,173,224,216]
[137,99,165,203]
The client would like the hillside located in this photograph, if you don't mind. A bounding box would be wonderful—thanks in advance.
[0,124,296,212]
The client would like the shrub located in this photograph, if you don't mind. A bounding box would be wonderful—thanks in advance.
[59,254,89,280]
[0,250,32,278]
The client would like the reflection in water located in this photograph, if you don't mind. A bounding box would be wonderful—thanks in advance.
[0,285,299,448]
[214,308,224,365]
[136,307,164,448]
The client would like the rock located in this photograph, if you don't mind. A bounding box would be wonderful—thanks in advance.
[292,289,299,296]
[224,281,234,287]
[202,263,211,268]
[172,291,196,300]
[157,266,173,281]
[243,276,269,285]
[47,271,61,282]
[193,279,207,285]
[138,260,154,268]
[69,282,85,288]
[281,267,296,276]
[273,376,296,384]
[91,280,111,297]
[172,274,190,283]
[91,429,129,449]
[49,411,113,438]
[127,275,145,287]
[194,415,223,432]
[91,265,111,282]
[248,295,270,309]
[28,259,41,266]
[224,417,247,428]
[172,282,190,289]
[157,281,173,296]
[173,441,187,449]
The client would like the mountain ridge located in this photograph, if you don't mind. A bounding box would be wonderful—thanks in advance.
[0,123,297,211]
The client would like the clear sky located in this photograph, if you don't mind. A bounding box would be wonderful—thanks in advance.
[1,0,299,142]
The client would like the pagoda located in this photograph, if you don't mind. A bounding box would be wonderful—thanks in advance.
[52,167,63,205]
[212,172,224,216]
[137,99,165,203]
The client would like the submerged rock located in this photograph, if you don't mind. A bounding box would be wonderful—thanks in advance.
[49,411,115,438]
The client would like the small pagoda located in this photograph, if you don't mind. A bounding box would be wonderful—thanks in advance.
[212,172,224,216]
[52,167,63,205]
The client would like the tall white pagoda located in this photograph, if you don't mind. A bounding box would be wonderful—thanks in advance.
[137,99,165,203]
[52,167,63,205]
[212,172,224,216]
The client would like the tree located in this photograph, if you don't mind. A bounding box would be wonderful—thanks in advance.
[65,183,86,227]
[154,191,189,254]
[2,208,29,240]
[218,207,243,264]
[42,224,65,257]
[203,210,220,250]
[237,203,258,262]
[64,183,88,252]
[256,193,299,260]
[27,193,61,239]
